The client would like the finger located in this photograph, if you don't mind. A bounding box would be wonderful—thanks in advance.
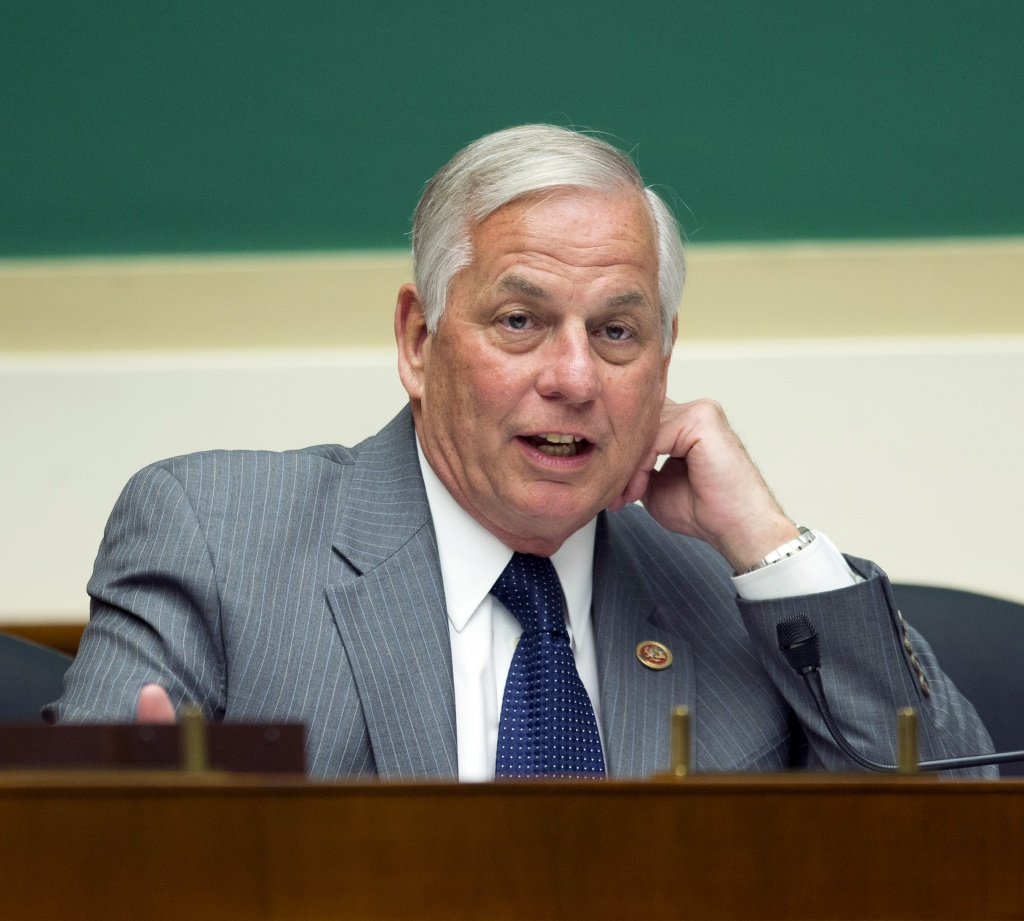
[649,401,702,460]
[136,683,177,724]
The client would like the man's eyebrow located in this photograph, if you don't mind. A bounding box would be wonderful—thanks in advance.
[603,290,650,309]
[498,277,652,310]
[498,274,548,300]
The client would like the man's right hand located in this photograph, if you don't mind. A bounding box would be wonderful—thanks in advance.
[136,683,177,723]
[609,398,798,574]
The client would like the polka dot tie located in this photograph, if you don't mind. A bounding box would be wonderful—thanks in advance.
[493,552,605,778]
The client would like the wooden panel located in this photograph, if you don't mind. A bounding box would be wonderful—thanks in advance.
[0,774,1021,920]
[1,623,84,656]
[0,724,305,773]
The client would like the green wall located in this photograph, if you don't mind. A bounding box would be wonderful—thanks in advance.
[2,1,1022,256]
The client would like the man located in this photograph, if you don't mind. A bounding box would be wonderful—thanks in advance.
[50,125,993,779]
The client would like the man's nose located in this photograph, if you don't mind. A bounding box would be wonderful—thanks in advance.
[535,329,601,404]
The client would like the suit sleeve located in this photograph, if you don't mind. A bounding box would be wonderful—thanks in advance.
[736,555,997,777]
[46,463,226,723]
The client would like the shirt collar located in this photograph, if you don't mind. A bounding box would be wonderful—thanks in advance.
[415,439,596,636]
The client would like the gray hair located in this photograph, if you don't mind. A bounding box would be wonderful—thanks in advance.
[411,124,685,354]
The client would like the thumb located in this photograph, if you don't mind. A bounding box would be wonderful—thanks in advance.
[136,683,177,724]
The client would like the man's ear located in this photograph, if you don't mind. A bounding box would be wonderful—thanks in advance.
[395,283,431,400]
[658,314,678,401]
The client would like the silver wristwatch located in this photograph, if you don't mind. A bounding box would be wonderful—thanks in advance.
[744,526,816,574]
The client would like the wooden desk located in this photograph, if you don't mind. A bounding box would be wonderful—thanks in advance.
[1,773,1021,920]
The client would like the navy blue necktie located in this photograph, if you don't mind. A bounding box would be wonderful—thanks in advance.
[493,552,605,778]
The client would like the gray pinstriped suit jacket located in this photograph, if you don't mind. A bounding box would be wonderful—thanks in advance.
[52,407,994,778]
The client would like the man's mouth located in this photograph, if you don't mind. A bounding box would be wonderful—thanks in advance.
[525,433,591,457]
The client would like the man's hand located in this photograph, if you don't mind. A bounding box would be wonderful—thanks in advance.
[136,683,177,723]
[608,398,798,573]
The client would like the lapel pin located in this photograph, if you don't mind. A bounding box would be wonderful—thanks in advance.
[636,641,672,670]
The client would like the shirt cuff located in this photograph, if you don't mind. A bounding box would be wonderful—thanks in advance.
[732,530,863,601]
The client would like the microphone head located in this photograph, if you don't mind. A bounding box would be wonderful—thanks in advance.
[776,615,822,675]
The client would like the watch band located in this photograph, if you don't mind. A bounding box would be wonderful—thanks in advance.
[744,526,816,574]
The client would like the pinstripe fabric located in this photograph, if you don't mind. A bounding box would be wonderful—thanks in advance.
[595,511,789,776]
[325,417,456,779]
[737,567,995,776]
[599,508,996,777]
[50,407,994,779]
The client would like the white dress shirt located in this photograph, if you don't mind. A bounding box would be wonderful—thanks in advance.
[415,441,860,781]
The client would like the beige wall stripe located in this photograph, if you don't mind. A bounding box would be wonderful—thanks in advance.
[2,238,1023,353]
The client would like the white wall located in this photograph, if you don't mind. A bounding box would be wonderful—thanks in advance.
[3,336,1022,624]
[670,338,1024,602]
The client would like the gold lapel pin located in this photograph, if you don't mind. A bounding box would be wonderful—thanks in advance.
[636,640,672,670]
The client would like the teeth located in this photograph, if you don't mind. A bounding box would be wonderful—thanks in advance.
[537,443,576,457]
[532,433,586,457]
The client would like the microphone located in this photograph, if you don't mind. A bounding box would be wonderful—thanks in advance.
[776,615,1024,773]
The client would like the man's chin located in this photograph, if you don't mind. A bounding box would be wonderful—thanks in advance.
[505,494,606,542]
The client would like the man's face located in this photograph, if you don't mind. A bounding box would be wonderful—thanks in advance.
[397,188,674,555]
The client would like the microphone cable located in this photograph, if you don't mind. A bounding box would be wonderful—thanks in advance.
[776,615,1024,773]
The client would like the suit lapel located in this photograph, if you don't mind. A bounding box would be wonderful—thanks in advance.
[324,412,697,780]
[593,512,694,779]
[325,408,458,779]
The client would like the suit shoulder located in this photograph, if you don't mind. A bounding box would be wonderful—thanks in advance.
[110,444,359,515]
[103,442,362,546]
[143,443,356,479]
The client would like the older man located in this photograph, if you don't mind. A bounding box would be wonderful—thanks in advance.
[50,125,993,779]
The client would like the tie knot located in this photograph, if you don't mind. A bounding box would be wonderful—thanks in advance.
[491,552,566,636]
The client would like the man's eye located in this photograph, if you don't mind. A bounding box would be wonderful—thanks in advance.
[503,313,532,331]
[603,325,631,341]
